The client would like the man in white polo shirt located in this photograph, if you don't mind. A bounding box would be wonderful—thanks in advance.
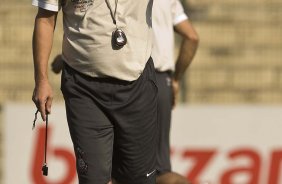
[31,0,158,184]
[152,0,199,183]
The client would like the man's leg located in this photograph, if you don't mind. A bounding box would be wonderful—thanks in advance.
[61,63,114,184]
[111,58,158,184]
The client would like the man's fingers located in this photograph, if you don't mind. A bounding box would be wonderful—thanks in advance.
[171,80,179,109]
[39,100,47,121]
[32,95,40,111]
[45,96,53,114]
[172,94,177,109]
[32,91,38,106]
[32,82,53,120]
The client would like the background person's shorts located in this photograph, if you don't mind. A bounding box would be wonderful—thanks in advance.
[155,71,173,175]
[61,58,158,184]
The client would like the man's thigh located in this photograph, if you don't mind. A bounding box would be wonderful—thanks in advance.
[62,64,114,184]
[112,58,158,184]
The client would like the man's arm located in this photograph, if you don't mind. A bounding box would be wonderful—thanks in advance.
[32,8,58,121]
[172,20,199,106]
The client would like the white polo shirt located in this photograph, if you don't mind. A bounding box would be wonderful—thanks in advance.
[152,0,188,72]
[32,0,153,81]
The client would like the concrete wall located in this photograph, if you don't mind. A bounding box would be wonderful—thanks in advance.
[182,0,282,104]
[0,0,282,104]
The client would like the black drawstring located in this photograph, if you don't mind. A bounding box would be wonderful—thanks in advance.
[32,110,49,176]
[32,110,39,130]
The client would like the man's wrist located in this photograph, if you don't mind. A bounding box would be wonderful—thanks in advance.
[35,77,49,85]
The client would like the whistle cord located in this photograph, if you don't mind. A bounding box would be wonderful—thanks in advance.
[32,110,49,176]
[44,114,48,166]
[105,0,118,25]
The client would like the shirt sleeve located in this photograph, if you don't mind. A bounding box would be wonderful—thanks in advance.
[171,0,188,26]
[32,0,61,12]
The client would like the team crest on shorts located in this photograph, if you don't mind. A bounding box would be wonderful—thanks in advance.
[71,0,94,12]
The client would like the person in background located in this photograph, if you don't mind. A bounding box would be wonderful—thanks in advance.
[32,0,158,183]
[152,0,199,183]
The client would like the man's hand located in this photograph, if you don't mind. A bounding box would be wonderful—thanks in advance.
[172,79,180,108]
[32,80,53,121]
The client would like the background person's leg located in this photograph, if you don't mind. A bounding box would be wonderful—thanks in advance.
[155,72,190,184]
[157,172,190,184]
[155,71,173,174]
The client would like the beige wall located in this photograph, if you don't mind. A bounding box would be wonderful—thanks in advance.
[0,0,282,104]
[181,0,282,104]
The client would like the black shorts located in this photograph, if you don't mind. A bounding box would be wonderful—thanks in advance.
[61,58,158,184]
[155,71,173,175]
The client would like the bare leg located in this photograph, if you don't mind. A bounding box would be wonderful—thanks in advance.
[156,172,191,184]
[112,178,119,184]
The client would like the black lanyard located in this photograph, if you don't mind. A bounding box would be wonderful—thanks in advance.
[105,0,118,26]
[32,110,49,176]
